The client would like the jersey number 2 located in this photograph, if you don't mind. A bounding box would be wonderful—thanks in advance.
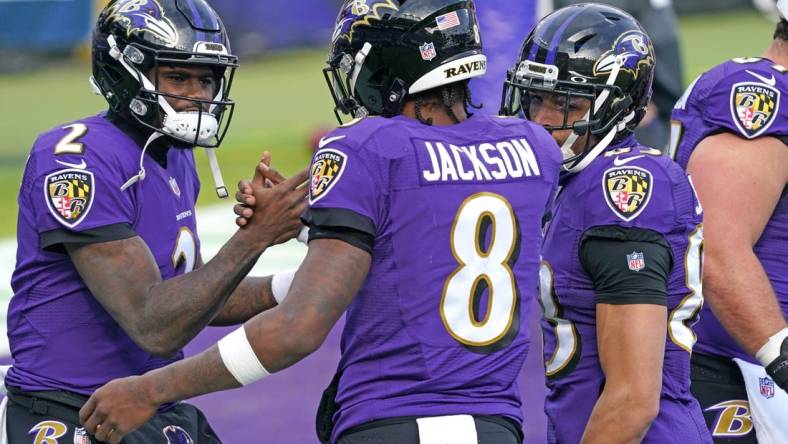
[172,227,197,273]
[440,193,520,351]
[54,123,87,155]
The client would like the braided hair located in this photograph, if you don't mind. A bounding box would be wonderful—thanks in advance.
[412,81,482,125]
[775,19,788,41]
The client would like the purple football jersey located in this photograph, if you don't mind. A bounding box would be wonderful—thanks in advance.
[671,58,788,363]
[8,114,201,394]
[541,136,710,444]
[306,114,561,441]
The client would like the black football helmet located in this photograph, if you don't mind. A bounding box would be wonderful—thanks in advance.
[91,0,237,148]
[500,3,655,172]
[325,0,486,122]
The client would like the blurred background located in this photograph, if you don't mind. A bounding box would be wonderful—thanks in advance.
[0,0,780,443]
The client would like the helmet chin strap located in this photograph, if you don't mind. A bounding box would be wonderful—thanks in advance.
[107,35,228,198]
[120,132,164,192]
[563,55,625,174]
[205,148,228,198]
[564,125,617,174]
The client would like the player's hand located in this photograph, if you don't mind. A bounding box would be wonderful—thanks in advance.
[79,375,160,444]
[244,167,309,247]
[766,337,788,393]
[234,152,287,227]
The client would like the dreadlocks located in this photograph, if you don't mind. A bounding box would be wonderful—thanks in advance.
[776,19,788,41]
[412,80,482,126]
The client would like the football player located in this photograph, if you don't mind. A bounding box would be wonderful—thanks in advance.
[670,0,788,441]
[552,0,684,151]
[5,0,307,442]
[78,1,563,443]
[500,4,711,443]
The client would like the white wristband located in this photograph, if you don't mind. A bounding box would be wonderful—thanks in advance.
[217,326,269,386]
[297,226,310,244]
[756,327,788,367]
[271,269,296,304]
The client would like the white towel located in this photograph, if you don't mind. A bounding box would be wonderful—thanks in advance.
[417,414,478,444]
[733,358,788,444]
[0,365,9,397]
[0,396,8,444]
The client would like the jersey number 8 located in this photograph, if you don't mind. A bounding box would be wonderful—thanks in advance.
[440,192,521,352]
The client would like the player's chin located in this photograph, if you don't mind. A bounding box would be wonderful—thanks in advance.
[549,129,573,147]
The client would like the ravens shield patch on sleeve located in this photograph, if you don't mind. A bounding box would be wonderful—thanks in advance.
[309,148,347,204]
[730,81,780,138]
[44,168,95,228]
[603,166,653,222]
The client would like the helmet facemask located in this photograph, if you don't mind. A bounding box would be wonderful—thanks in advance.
[101,35,238,148]
[323,42,373,124]
[502,59,630,170]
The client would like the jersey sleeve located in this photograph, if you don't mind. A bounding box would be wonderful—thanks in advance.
[579,225,673,306]
[701,65,784,140]
[301,135,386,252]
[27,127,138,250]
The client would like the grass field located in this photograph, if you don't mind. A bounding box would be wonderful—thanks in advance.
[0,10,775,237]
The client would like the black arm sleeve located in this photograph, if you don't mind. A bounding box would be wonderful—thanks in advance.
[579,225,673,306]
[40,223,137,253]
[301,208,375,254]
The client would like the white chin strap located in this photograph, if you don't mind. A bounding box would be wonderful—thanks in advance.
[205,148,228,198]
[563,55,630,174]
[107,35,228,198]
[120,132,164,192]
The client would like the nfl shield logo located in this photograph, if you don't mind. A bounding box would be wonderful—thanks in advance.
[627,251,645,272]
[420,42,437,61]
[169,176,181,197]
[74,427,91,444]
[759,377,775,399]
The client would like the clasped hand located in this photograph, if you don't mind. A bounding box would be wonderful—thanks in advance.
[234,152,308,247]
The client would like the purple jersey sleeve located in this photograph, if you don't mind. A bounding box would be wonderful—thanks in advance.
[28,123,137,236]
[699,63,784,140]
[306,129,387,234]
[671,58,788,168]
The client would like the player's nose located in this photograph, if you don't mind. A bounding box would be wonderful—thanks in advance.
[177,80,212,112]
[186,80,212,101]
[530,107,564,127]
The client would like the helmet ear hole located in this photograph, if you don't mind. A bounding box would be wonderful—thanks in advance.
[104,64,123,84]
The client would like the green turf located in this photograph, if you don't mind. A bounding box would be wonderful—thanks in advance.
[0,10,775,237]
[679,11,775,82]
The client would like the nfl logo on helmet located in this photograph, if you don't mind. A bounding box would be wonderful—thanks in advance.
[420,42,437,61]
